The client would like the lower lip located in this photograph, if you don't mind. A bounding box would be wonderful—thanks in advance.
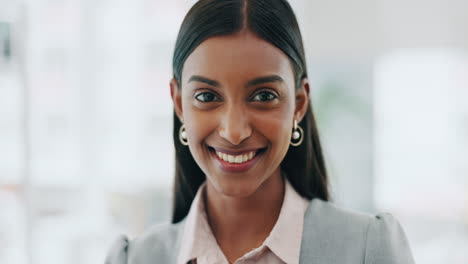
[209,148,264,173]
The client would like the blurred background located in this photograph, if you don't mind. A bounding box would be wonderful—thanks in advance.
[0,0,467,263]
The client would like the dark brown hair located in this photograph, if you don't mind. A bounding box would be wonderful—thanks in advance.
[171,0,329,224]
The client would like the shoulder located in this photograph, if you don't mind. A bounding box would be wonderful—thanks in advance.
[105,221,185,264]
[305,198,373,229]
[364,212,415,264]
[300,199,415,264]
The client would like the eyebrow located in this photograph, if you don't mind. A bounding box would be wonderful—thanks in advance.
[188,75,284,88]
[188,75,220,87]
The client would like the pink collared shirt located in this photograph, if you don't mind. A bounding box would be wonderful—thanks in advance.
[176,176,310,264]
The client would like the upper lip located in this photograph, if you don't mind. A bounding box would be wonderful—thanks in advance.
[209,146,264,155]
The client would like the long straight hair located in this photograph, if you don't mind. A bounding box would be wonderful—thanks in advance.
[171,0,329,224]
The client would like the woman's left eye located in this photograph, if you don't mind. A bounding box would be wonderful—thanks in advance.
[252,91,278,102]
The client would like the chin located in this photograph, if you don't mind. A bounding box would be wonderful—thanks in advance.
[211,176,261,198]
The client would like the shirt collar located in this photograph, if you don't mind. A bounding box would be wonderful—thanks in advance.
[177,174,310,264]
[177,180,213,264]
[263,175,310,264]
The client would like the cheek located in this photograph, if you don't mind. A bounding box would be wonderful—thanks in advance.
[252,110,292,148]
[184,113,213,143]
[182,106,217,165]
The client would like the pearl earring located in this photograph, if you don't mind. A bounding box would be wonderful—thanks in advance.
[290,119,304,147]
[179,124,188,146]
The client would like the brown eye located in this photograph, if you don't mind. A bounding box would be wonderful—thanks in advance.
[195,92,221,102]
[252,91,277,102]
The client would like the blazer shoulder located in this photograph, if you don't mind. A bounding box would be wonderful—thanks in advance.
[105,221,185,264]
[300,199,414,263]
[364,213,415,264]
[105,234,129,264]
[132,221,183,248]
[305,198,374,232]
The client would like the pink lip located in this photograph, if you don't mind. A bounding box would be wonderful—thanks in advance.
[209,148,264,173]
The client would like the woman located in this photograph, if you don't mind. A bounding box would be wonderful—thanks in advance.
[106,0,415,263]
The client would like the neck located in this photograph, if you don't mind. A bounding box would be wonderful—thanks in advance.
[204,169,285,249]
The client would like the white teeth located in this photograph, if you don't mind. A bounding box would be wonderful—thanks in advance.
[215,150,257,164]
[242,154,248,162]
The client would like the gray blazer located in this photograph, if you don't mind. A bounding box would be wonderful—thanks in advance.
[105,198,415,264]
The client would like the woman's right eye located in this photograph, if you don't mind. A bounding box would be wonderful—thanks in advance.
[195,92,221,102]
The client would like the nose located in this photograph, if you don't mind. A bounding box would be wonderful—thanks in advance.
[218,105,252,145]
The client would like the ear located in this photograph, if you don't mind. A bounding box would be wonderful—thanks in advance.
[294,78,310,123]
[170,78,183,122]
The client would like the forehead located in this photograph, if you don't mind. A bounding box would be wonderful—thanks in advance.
[182,31,295,85]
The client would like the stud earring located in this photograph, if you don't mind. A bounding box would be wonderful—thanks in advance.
[290,119,304,147]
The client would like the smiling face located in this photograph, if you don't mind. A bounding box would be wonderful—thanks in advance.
[171,31,309,198]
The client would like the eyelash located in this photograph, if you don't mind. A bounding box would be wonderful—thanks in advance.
[195,92,222,102]
[252,91,278,102]
[194,90,278,103]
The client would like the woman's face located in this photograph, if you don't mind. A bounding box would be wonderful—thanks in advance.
[171,31,309,197]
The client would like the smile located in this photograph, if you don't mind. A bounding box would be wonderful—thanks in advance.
[215,150,256,164]
[208,146,266,173]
